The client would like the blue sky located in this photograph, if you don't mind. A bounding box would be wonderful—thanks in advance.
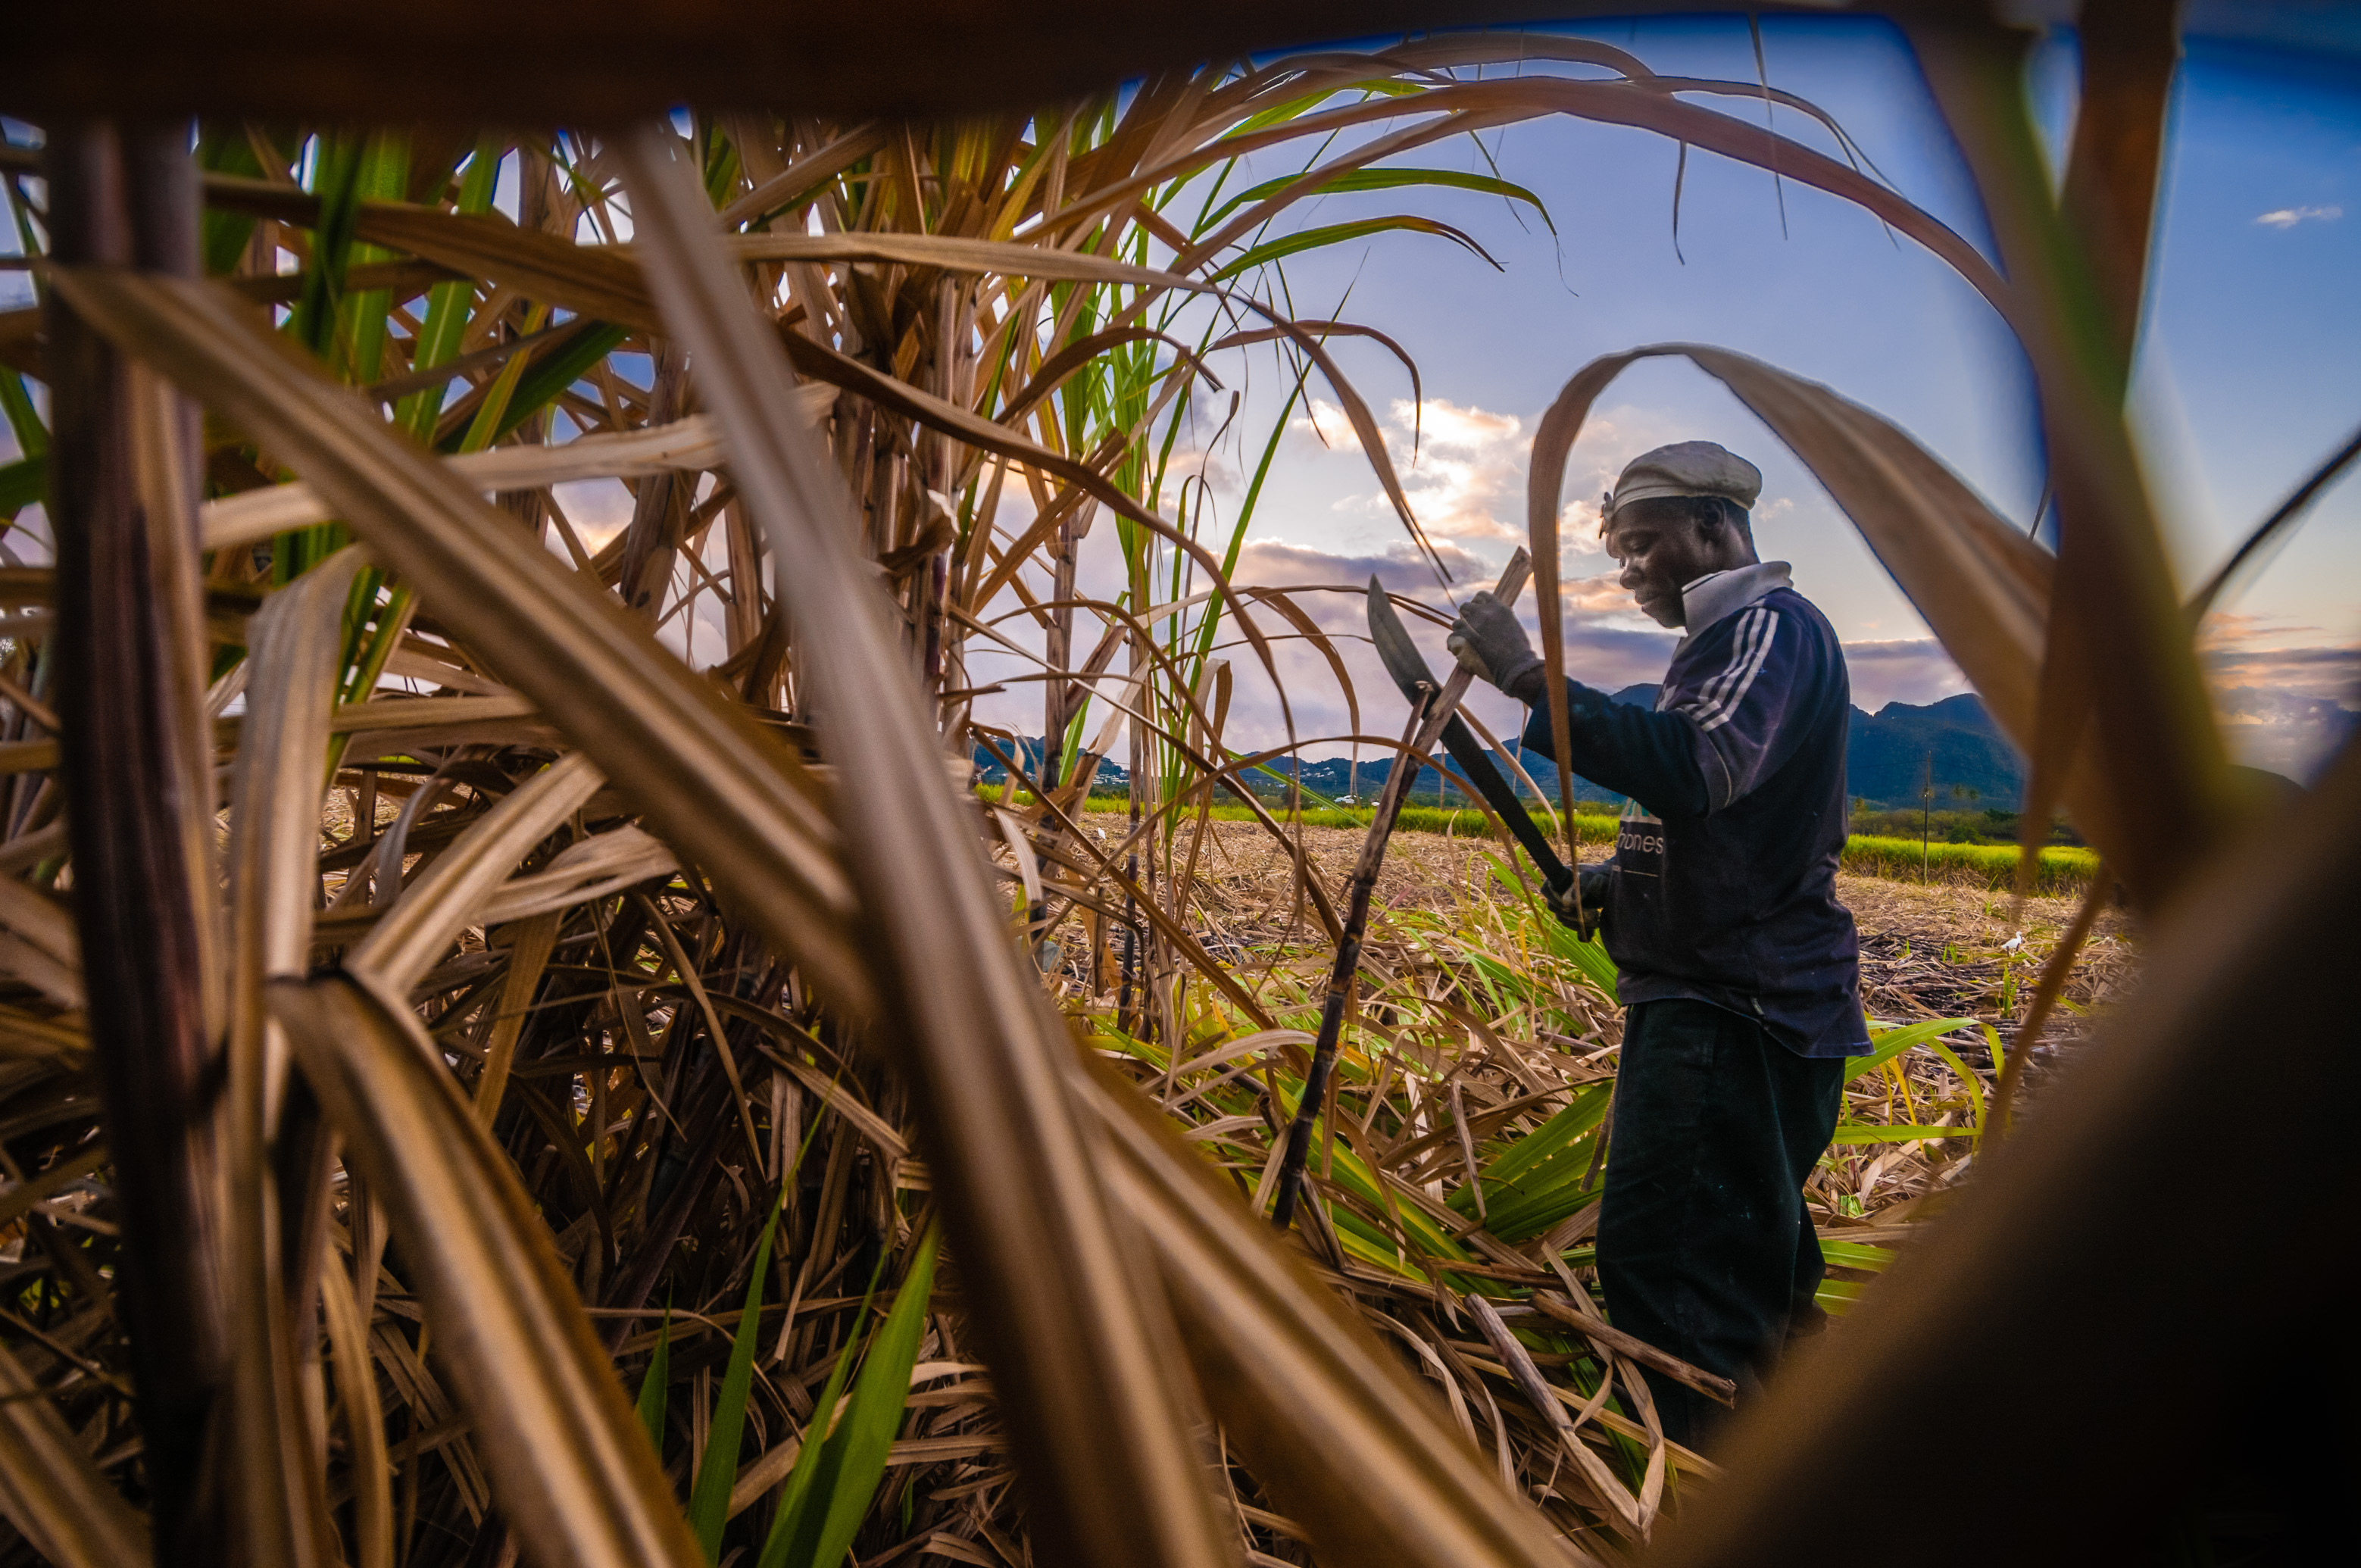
[1010,14,2361,779]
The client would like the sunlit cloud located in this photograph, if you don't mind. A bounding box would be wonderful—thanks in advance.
[1379,396,1526,542]
[2209,683,2358,778]
[2254,204,2341,229]
[2197,613,2360,699]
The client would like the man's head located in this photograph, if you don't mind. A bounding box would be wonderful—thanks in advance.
[1601,441,1763,628]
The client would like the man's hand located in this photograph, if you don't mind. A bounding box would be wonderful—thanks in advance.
[1447,592,1543,698]
[1544,864,1614,941]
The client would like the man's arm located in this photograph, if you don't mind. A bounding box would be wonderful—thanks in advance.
[1660,603,1822,812]
[1501,603,1824,819]
[1451,589,1713,817]
[1510,674,1710,819]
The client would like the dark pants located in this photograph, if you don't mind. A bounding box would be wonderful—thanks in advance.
[1597,998,1844,1451]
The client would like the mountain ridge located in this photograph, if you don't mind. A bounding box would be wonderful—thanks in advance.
[976,689,2032,808]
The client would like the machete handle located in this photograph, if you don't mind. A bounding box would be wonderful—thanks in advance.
[1421,548,1535,747]
[1492,545,1532,608]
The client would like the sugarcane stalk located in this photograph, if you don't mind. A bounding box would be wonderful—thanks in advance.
[1272,551,1533,1230]
[48,122,230,1566]
[1269,695,1429,1229]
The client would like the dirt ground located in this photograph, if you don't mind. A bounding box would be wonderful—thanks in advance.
[1173,820,2137,1075]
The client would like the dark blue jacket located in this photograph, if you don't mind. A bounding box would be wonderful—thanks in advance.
[1519,564,1868,1057]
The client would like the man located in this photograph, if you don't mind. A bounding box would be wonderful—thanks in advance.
[1448,440,1866,1449]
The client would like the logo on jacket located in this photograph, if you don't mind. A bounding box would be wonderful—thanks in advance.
[1614,801,1666,879]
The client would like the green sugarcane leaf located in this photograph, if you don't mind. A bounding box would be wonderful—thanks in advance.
[485,321,631,445]
[1207,215,1501,281]
[1924,1037,1988,1129]
[689,1188,785,1560]
[1479,1181,1605,1243]
[1829,1124,1976,1145]
[1534,908,1619,1004]
[0,454,43,518]
[1226,79,1426,140]
[1206,166,1554,231]
[395,137,501,444]
[197,121,271,277]
[1844,1017,1978,1082]
[635,1307,673,1456]
[1446,1082,1613,1226]
[1819,1240,1896,1272]
[458,301,551,454]
[1268,1079,1469,1260]
[755,1231,937,1568]
[292,134,367,361]
[794,1228,938,1568]
[336,131,413,386]
[0,368,48,464]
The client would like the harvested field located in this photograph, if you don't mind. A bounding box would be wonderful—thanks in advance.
[1170,821,2132,1023]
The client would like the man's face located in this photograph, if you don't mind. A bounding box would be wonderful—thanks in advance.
[1606,498,1725,629]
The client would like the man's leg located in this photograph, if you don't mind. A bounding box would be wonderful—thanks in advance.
[1781,1054,1847,1350]
[1596,999,1831,1450]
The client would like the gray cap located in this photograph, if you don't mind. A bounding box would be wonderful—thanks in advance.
[1608,441,1763,515]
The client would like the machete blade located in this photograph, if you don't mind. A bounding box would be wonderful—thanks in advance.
[1365,575,1439,704]
[1362,576,1572,891]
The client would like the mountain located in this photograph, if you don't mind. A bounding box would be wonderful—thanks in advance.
[1277,688,2030,811]
[1551,685,2025,808]
[979,690,2033,811]
[973,737,1127,786]
[1845,693,2023,807]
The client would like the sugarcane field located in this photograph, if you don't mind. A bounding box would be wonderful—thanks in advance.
[0,4,2356,1566]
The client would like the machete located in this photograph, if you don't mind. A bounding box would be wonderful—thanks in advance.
[1365,572,1573,893]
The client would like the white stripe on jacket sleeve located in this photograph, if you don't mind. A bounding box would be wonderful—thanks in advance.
[1677,607,1779,733]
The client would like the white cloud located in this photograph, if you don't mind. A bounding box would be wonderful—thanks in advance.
[1383,396,1526,542]
[2210,686,2358,779]
[1287,397,1351,446]
[2254,205,2342,230]
[550,476,636,549]
[1282,395,1801,573]
[1306,396,1531,542]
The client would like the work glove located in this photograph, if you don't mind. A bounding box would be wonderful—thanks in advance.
[1544,864,1613,942]
[1447,592,1543,696]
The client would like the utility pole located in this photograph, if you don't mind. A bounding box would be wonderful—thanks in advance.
[1920,751,1935,881]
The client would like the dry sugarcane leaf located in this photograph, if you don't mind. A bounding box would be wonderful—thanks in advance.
[1086,1060,1586,1568]
[1074,77,2019,336]
[635,890,767,1178]
[1465,1293,1647,1538]
[474,822,677,926]
[615,126,1238,1568]
[48,266,869,1016]
[0,878,83,1009]
[317,1254,392,1568]
[204,411,723,553]
[470,911,559,1132]
[347,751,606,998]
[715,122,888,227]
[223,545,361,1568]
[269,971,702,1568]
[2059,0,2181,369]
[0,1340,150,1568]
[305,189,1374,692]
[1906,20,2229,914]
[201,395,831,554]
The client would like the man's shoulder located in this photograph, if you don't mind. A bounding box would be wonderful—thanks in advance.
[1663,587,1844,711]
[1758,586,1842,653]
